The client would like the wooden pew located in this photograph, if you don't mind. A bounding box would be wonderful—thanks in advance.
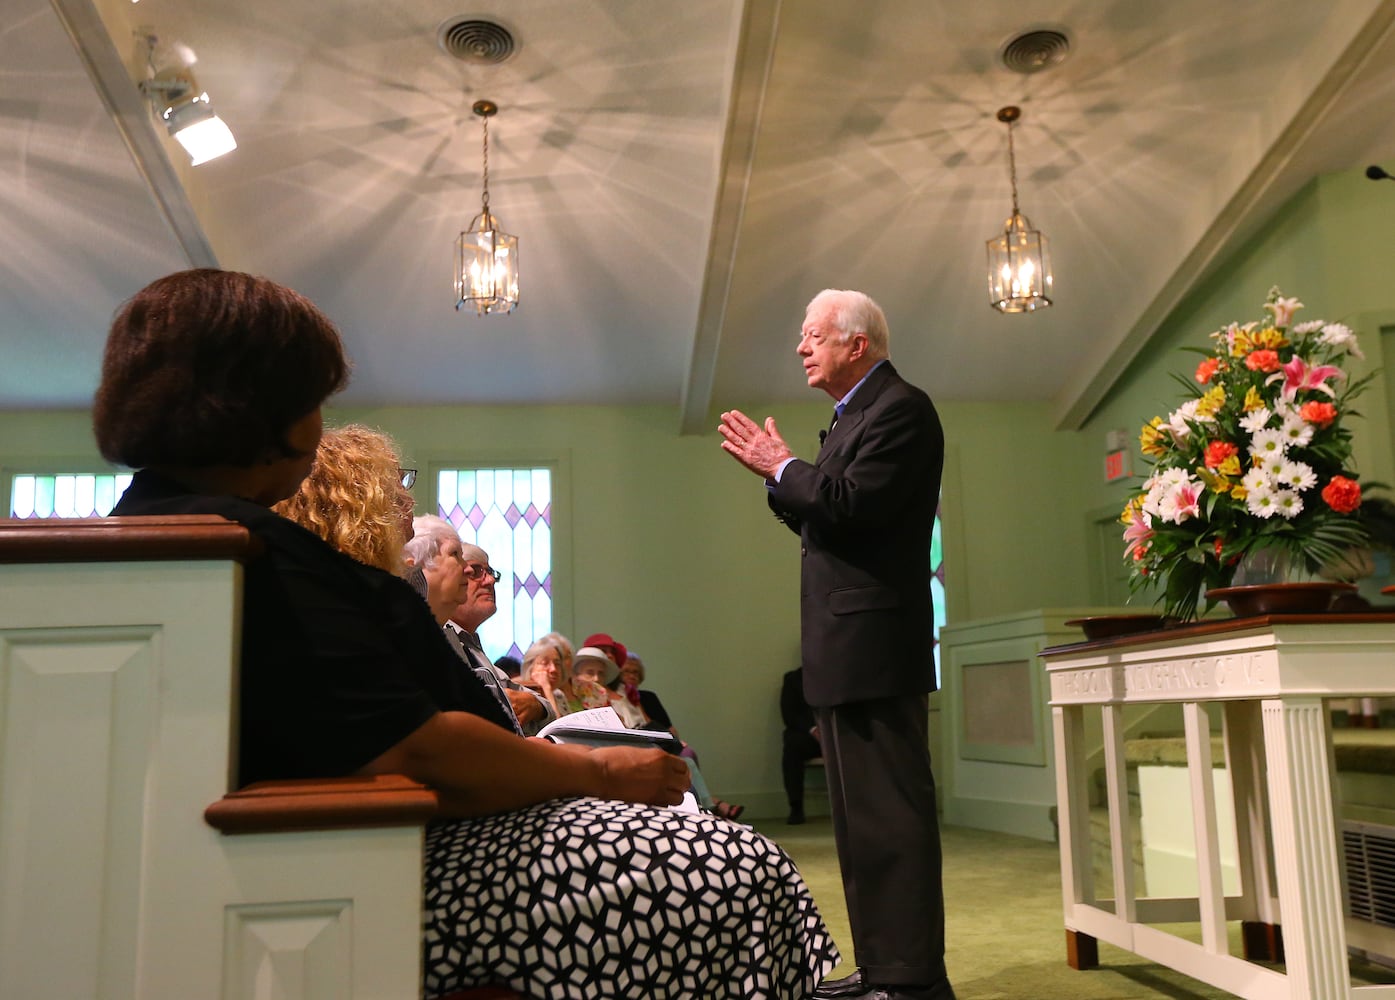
[0,516,517,1000]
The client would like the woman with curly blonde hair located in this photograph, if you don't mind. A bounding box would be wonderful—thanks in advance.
[273,424,415,574]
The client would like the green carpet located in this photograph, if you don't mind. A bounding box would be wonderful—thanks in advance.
[760,818,1395,999]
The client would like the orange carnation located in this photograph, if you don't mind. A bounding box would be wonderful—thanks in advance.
[1244,349,1282,373]
[1195,357,1223,384]
[1300,401,1338,429]
[1204,440,1238,469]
[1321,475,1361,514]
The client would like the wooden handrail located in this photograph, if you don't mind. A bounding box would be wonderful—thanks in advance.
[205,775,440,834]
[0,515,258,563]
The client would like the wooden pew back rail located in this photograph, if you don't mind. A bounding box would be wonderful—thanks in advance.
[0,516,518,1000]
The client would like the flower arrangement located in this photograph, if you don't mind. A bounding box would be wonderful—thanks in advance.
[1123,287,1374,619]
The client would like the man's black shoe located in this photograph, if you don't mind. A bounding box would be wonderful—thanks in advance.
[811,969,863,998]
[788,806,806,825]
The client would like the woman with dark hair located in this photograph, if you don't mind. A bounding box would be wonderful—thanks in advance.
[94,268,350,476]
[99,269,838,1000]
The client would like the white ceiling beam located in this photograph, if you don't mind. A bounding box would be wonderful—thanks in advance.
[48,0,218,268]
[1052,0,1395,431]
[677,0,782,436]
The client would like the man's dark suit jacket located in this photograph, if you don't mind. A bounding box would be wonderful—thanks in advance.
[769,361,943,708]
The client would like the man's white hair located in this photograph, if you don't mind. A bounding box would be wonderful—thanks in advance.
[806,288,890,360]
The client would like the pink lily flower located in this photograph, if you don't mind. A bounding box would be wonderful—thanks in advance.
[1267,356,1344,399]
[1163,481,1203,523]
[1122,508,1154,558]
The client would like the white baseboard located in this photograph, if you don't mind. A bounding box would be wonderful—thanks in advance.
[943,794,1056,841]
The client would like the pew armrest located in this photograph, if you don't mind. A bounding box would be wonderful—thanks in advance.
[0,514,258,563]
[205,774,439,834]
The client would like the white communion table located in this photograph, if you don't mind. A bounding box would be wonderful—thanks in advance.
[1039,614,1395,1000]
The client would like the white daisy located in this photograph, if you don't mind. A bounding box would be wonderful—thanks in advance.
[1245,484,1279,518]
[1258,453,1288,479]
[1279,412,1314,448]
[1250,428,1287,459]
[1275,460,1317,492]
[1273,489,1303,519]
[1318,322,1364,360]
[1241,467,1271,494]
[1293,319,1325,334]
[1240,407,1272,433]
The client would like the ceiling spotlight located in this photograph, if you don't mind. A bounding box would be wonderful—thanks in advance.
[136,35,236,166]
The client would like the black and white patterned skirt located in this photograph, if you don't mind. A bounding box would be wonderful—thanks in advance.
[422,797,840,999]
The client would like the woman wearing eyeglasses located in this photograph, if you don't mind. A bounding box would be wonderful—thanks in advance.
[521,633,613,718]
[98,269,839,1000]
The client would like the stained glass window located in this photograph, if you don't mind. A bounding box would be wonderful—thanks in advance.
[436,467,552,662]
[9,473,133,519]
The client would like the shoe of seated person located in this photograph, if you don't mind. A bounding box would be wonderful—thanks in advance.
[712,798,745,821]
[787,805,806,825]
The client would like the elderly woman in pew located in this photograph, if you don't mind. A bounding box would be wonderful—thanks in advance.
[403,515,556,737]
[520,632,612,719]
[95,268,838,1000]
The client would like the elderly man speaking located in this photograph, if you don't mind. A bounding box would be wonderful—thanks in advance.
[719,289,952,1000]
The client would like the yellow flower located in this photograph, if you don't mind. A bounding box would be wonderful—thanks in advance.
[1243,386,1265,412]
[1140,417,1167,457]
[1196,468,1231,495]
[1227,322,1255,357]
[1195,385,1225,418]
[1251,326,1289,350]
[1231,484,1249,501]
[1216,454,1241,477]
[1119,496,1145,525]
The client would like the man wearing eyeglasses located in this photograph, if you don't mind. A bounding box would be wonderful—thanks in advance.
[409,515,556,737]
[446,541,556,736]
[718,289,951,1000]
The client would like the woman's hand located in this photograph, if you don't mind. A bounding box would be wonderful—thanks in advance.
[360,711,689,817]
[592,746,691,806]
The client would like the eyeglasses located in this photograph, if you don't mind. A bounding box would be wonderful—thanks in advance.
[399,468,417,489]
[463,562,502,582]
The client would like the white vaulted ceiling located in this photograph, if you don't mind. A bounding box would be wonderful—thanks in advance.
[6,0,1395,430]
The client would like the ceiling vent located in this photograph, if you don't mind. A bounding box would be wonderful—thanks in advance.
[999,29,1070,74]
[437,18,518,64]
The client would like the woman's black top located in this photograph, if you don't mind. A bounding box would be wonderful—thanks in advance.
[113,469,513,786]
[639,689,672,731]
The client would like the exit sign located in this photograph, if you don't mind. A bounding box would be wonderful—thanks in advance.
[1104,449,1131,482]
